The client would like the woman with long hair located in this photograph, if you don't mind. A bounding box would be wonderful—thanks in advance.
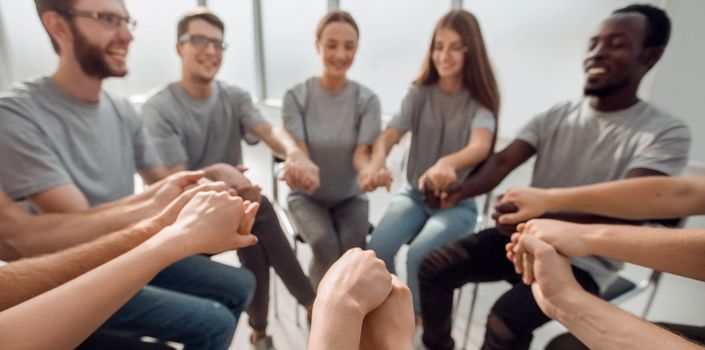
[282,11,382,289]
[363,9,500,320]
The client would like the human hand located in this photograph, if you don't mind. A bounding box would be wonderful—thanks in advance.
[359,163,393,192]
[315,248,393,318]
[496,187,555,225]
[506,219,593,281]
[360,275,415,350]
[165,191,258,256]
[283,151,320,194]
[206,164,262,203]
[505,233,584,319]
[418,160,457,198]
[144,171,207,214]
[492,198,519,235]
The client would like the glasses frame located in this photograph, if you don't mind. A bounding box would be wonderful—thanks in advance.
[178,34,229,52]
[58,9,137,32]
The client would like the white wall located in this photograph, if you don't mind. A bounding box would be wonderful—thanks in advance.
[648,0,705,165]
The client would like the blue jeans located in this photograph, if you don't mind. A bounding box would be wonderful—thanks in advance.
[367,185,477,314]
[100,255,256,350]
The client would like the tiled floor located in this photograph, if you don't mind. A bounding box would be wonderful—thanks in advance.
[210,104,705,350]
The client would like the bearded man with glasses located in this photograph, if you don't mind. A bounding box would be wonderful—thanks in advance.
[0,1,258,349]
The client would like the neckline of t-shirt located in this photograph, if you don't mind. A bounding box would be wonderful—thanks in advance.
[582,98,645,121]
[431,84,469,98]
[42,77,102,109]
[171,81,220,107]
[311,77,354,98]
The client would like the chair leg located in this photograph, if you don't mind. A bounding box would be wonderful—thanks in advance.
[461,284,479,350]
[272,269,279,319]
[452,287,463,320]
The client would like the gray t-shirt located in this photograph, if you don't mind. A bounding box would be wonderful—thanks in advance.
[283,78,381,205]
[0,77,162,206]
[517,98,691,291]
[143,81,266,170]
[389,85,496,189]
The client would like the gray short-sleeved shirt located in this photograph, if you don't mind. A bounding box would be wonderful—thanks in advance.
[282,78,381,205]
[516,98,691,291]
[389,85,496,188]
[143,81,266,170]
[0,77,162,206]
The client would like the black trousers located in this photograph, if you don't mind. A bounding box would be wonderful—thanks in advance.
[419,227,599,350]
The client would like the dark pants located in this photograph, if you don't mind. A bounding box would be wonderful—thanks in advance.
[546,323,705,349]
[237,196,316,332]
[419,227,599,350]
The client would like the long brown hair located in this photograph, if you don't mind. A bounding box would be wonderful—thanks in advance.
[413,10,500,118]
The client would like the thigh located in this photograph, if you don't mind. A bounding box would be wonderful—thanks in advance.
[419,228,514,287]
[150,255,255,309]
[368,187,428,252]
[332,194,370,250]
[102,285,235,339]
[409,198,478,258]
[288,193,338,250]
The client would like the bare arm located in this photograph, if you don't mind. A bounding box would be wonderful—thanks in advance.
[0,182,225,311]
[419,128,494,195]
[352,144,373,174]
[437,140,536,208]
[251,122,320,194]
[0,172,207,260]
[358,127,403,192]
[0,190,258,350]
[507,234,703,350]
[499,176,705,225]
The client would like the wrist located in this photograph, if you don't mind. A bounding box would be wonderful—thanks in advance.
[150,224,199,259]
[551,288,598,324]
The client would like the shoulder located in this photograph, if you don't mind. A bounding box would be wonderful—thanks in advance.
[217,81,252,101]
[142,83,177,110]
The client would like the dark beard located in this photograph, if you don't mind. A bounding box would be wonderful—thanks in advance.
[583,77,630,98]
[71,25,126,79]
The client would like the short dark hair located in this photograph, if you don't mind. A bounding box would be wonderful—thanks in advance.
[34,0,76,53]
[613,4,671,48]
[177,8,225,40]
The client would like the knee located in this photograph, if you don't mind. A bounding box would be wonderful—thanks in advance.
[205,303,237,348]
[418,249,446,286]
[485,313,518,346]
[226,268,256,314]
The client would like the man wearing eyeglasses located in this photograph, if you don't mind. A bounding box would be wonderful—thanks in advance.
[0,1,258,349]
[142,8,321,349]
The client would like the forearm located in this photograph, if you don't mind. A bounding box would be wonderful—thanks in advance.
[0,232,184,350]
[369,129,400,167]
[0,220,159,311]
[547,177,705,219]
[353,145,373,173]
[439,144,490,172]
[586,225,705,281]
[265,125,303,158]
[553,290,703,350]
[309,299,364,350]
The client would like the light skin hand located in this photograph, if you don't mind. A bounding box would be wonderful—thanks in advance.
[141,170,206,214]
[418,160,457,198]
[359,162,393,192]
[360,275,415,350]
[315,248,393,317]
[497,187,554,225]
[506,219,593,282]
[283,150,321,194]
[506,234,584,319]
[205,164,262,203]
[163,191,258,256]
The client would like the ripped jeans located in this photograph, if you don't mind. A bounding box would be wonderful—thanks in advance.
[418,227,599,350]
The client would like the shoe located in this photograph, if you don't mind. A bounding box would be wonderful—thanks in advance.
[251,335,276,350]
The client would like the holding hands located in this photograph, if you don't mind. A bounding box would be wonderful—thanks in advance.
[358,162,393,192]
[310,248,415,350]
[283,151,321,195]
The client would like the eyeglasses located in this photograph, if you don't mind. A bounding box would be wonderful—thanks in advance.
[178,34,228,51]
[59,9,137,32]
